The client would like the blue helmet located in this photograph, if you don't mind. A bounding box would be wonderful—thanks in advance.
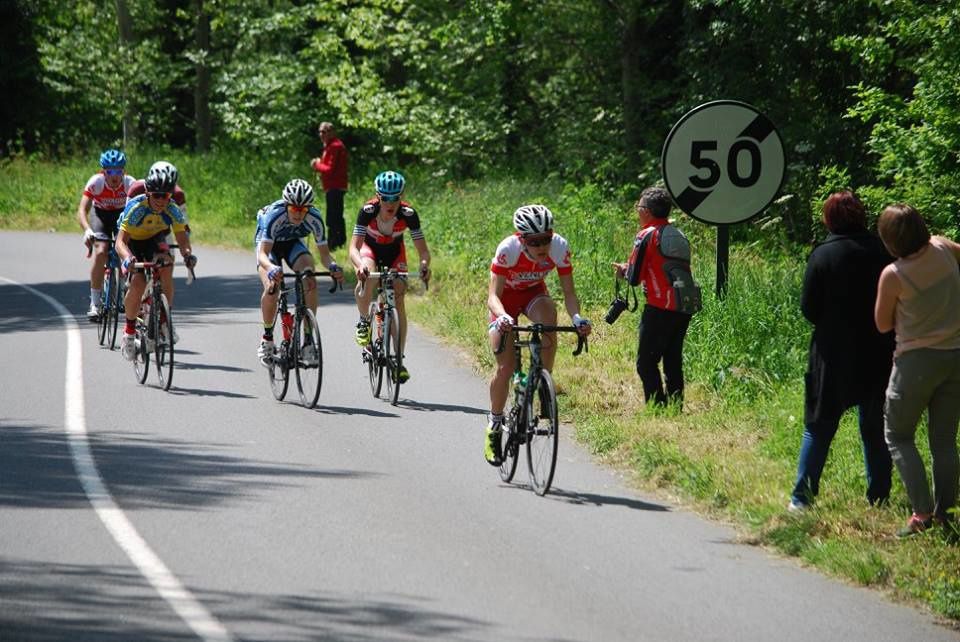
[99,149,127,168]
[374,171,405,201]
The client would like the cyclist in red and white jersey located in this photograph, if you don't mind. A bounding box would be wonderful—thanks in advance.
[77,149,136,320]
[348,170,431,383]
[483,204,591,465]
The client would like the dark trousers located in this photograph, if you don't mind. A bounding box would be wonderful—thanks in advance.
[636,304,691,407]
[325,189,346,250]
[791,397,892,506]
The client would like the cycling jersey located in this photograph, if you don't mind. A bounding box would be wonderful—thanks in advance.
[490,233,572,292]
[83,172,136,212]
[254,200,328,247]
[353,199,424,247]
[119,194,187,241]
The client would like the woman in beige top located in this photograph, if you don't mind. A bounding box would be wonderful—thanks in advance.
[875,203,960,539]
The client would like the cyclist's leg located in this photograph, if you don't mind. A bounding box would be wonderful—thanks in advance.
[258,264,280,324]
[88,210,116,294]
[525,290,559,371]
[154,235,176,308]
[354,244,379,316]
[489,330,516,416]
[289,248,317,313]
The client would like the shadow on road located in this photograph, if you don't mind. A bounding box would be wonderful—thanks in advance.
[400,399,488,415]
[0,422,377,510]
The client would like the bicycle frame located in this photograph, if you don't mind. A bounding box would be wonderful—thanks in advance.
[363,269,412,405]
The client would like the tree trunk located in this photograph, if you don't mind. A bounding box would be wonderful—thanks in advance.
[115,0,137,147]
[193,0,212,151]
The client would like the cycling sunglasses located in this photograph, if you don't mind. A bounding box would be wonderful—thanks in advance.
[287,204,309,214]
[378,193,401,203]
[148,192,172,200]
[103,168,124,176]
[523,233,553,247]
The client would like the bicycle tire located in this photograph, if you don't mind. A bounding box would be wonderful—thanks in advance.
[155,293,174,391]
[268,306,289,401]
[526,370,559,496]
[97,271,110,345]
[384,307,402,405]
[134,329,149,385]
[367,302,384,398]
[498,410,521,483]
[107,268,122,350]
[294,308,323,408]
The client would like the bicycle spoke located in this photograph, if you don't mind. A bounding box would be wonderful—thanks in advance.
[526,370,559,496]
[294,309,323,408]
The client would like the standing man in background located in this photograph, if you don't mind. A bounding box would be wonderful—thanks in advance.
[311,122,349,250]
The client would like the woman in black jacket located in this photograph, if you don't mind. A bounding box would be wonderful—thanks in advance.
[789,191,895,511]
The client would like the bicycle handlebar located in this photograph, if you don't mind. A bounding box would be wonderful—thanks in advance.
[359,269,429,295]
[494,324,589,356]
[267,270,341,296]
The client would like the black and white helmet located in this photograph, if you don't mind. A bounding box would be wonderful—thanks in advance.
[145,162,178,193]
[282,178,314,207]
[513,204,553,236]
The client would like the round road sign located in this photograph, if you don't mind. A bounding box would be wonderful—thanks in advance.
[661,100,785,225]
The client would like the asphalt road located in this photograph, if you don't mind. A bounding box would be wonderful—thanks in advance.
[1,230,957,641]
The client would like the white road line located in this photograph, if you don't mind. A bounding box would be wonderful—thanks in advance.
[2,278,233,642]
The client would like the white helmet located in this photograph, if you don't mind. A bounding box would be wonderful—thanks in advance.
[282,178,314,207]
[513,204,553,235]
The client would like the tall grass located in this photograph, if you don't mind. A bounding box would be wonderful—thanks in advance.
[2,150,957,619]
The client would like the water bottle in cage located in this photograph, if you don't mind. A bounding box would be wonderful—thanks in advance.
[281,311,294,340]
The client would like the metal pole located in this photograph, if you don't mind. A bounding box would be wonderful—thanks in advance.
[716,224,729,299]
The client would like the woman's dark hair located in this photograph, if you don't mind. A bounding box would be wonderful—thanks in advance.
[877,203,930,258]
[821,191,867,234]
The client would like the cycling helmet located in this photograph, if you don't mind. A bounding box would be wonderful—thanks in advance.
[149,160,179,187]
[99,149,127,168]
[513,204,554,235]
[374,171,405,199]
[282,178,314,207]
[145,163,177,193]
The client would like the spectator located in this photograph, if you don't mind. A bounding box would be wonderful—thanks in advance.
[612,186,698,408]
[311,122,348,250]
[788,191,894,512]
[875,203,960,538]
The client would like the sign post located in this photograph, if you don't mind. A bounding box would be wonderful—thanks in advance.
[661,100,785,298]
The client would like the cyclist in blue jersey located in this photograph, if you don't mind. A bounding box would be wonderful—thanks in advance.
[255,179,344,365]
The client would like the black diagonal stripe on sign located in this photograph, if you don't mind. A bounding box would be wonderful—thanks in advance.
[676,187,711,214]
[738,113,775,142]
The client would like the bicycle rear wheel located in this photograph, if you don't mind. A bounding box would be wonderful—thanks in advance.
[367,303,384,398]
[154,293,174,391]
[268,307,289,401]
[499,411,521,483]
[383,307,402,405]
[107,269,122,350]
[294,309,323,408]
[133,330,149,384]
[526,370,559,496]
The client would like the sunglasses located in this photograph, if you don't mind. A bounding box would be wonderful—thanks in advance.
[148,192,172,200]
[378,194,400,203]
[287,204,309,214]
[524,233,553,247]
[104,168,124,176]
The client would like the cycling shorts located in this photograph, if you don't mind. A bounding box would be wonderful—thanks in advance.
[91,207,122,241]
[360,242,407,271]
[128,232,171,269]
[260,239,311,268]
[492,283,550,322]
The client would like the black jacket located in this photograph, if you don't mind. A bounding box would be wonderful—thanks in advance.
[801,231,895,425]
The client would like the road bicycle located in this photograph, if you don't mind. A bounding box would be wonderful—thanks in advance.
[131,256,195,391]
[93,239,123,350]
[265,269,339,409]
[495,324,588,496]
[361,268,426,406]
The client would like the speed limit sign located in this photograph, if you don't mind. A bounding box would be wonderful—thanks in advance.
[661,101,785,225]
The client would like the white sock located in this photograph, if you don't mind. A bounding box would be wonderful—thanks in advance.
[90,289,101,306]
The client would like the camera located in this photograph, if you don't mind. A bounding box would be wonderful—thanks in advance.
[604,296,629,324]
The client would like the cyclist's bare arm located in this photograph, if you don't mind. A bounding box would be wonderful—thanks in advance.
[115,229,133,262]
[257,240,276,272]
[412,237,431,279]
[348,234,368,281]
[557,272,591,336]
[487,272,508,318]
[76,194,94,231]
[173,230,192,260]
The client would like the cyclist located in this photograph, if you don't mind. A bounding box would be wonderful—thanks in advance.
[348,170,431,383]
[116,163,197,361]
[127,160,189,236]
[255,178,344,366]
[483,204,592,465]
[77,149,136,321]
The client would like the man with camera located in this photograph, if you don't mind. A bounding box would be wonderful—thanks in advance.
[612,186,700,409]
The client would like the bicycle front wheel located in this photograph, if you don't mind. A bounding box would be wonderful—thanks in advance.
[383,307,402,405]
[268,307,289,401]
[294,309,323,408]
[133,330,149,384]
[526,370,559,496]
[107,269,122,350]
[96,271,110,345]
[367,303,384,399]
[499,411,521,483]
[154,293,175,391]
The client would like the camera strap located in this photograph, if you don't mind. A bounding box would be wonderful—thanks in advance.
[614,273,639,312]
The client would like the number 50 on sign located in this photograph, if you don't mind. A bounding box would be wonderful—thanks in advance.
[661,101,785,226]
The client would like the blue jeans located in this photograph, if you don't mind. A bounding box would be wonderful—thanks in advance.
[791,398,892,506]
